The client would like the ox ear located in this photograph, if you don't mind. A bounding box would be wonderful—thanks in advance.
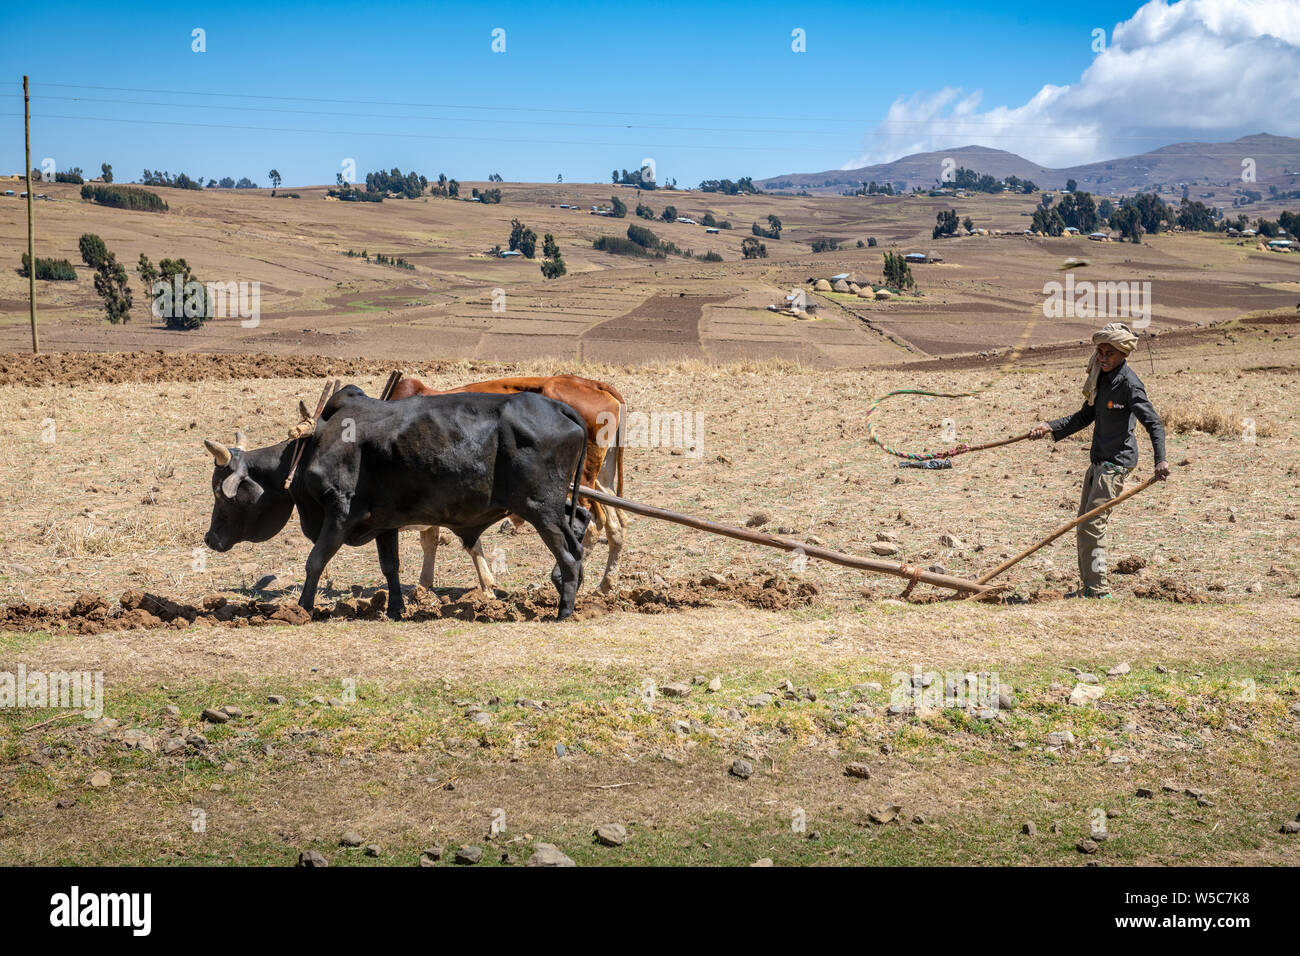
[204,439,232,466]
[233,430,247,450]
[220,469,264,503]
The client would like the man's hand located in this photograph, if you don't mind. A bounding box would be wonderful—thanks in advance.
[1154,460,1170,480]
[1029,421,1052,440]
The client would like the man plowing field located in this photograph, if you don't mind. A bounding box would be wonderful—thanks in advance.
[1030,322,1170,598]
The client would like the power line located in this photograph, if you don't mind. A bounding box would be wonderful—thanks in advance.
[8,111,864,154]
[38,82,1299,146]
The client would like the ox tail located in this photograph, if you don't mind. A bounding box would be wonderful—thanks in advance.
[565,409,587,527]
[616,402,626,499]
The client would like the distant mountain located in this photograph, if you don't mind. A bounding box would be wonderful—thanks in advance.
[757,134,1300,195]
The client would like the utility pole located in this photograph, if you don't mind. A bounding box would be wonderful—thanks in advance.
[24,75,38,353]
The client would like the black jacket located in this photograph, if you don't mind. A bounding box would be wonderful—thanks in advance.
[1049,362,1166,470]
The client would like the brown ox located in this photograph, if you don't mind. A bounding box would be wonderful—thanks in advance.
[387,373,627,593]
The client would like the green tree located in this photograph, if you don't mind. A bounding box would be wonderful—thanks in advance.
[100,163,113,183]
[661,205,678,222]
[540,233,566,278]
[1066,178,1078,193]
[156,258,210,329]
[882,251,915,290]
[741,236,767,259]
[268,169,281,190]
[933,209,959,239]
[80,234,132,323]
[1109,205,1143,243]
[78,233,109,270]
[610,195,627,218]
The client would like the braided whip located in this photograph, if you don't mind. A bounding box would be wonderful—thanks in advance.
[866,387,1032,462]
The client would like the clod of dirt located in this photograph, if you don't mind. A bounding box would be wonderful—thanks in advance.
[1115,556,1147,575]
[1133,578,1209,603]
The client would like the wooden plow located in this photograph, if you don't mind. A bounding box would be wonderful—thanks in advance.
[577,475,1160,602]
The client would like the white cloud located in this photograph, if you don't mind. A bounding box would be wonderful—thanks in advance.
[846,0,1300,169]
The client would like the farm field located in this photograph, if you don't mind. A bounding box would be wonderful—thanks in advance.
[2,181,1298,368]
[1,315,1297,866]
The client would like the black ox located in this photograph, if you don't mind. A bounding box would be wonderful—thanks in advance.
[203,385,590,620]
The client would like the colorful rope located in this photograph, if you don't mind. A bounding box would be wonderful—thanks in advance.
[865,388,982,461]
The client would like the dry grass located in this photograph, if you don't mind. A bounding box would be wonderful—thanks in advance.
[1161,400,1276,438]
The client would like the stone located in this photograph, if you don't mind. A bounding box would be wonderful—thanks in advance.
[939,533,964,549]
[469,712,491,727]
[1068,683,1105,707]
[297,850,328,867]
[340,831,363,847]
[455,845,484,865]
[1077,839,1099,854]
[868,804,902,825]
[706,677,722,693]
[746,694,773,708]
[1279,822,1300,834]
[161,705,180,717]
[422,845,444,862]
[88,770,112,788]
[201,708,229,724]
[1107,663,1131,677]
[1022,822,1037,836]
[162,737,186,755]
[220,705,243,719]
[267,695,285,704]
[751,858,774,867]
[526,843,575,867]
[595,823,628,846]
[184,733,207,749]
[730,759,754,780]
[701,572,727,587]
[660,683,691,698]
[844,763,872,780]
[870,541,900,556]
[1046,731,1075,748]
[364,844,381,857]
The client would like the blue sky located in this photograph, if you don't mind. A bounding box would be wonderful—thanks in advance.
[3,0,1288,187]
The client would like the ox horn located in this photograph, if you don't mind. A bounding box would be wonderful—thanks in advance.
[233,430,247,450]
[204,439,232,466]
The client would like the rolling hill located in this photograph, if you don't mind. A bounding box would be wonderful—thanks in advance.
[759,133,1300,196]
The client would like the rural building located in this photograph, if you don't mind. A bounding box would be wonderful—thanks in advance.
[706,227,719,234]
[500,250,523,258]
[1088,232,1111,241]
[904,253,927,263]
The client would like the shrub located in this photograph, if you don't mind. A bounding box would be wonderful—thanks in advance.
[626,224,658,248]
[20,253,76,280]
[610,196,627,218]
[80,184,168,212]
[635,202,655,219]
[592,236,664,258]
[698,250,723,262]
[741,237,767,259]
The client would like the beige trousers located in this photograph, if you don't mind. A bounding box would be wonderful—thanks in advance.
[1077,463,1131,595]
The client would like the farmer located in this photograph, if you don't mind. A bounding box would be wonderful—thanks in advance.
[1029,322,1169,598]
